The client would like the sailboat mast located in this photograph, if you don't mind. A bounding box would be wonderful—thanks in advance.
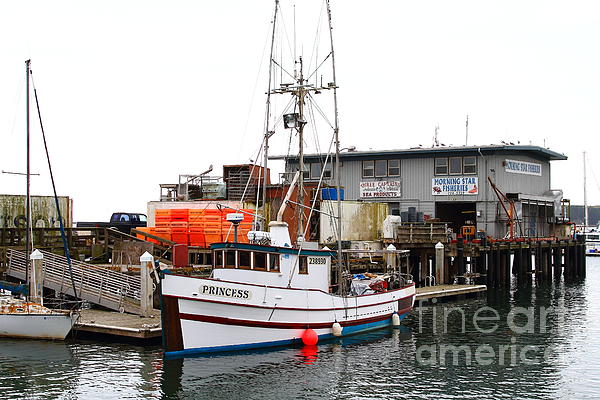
[326,0,344,294]
[25,59,31,286]
[584,151,588,227]
[262,0,279,227]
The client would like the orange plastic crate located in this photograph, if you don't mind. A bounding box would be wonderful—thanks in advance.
[189,232,206,247]
[204,233,222,245]
[171,209,189,221]
[170,222,188,232]
[171,232,189,245]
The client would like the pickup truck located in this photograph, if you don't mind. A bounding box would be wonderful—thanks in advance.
[76,212,147,234]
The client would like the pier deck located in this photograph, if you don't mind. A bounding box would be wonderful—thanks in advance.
[415,284,487,301]
[74,308,161,339]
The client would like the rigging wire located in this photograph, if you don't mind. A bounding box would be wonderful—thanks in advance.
[30,70,80,303]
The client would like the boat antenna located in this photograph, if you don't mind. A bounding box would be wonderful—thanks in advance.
[262,0,279,226]
[584,151,588,227]
[465,114,469,146]
[326,0,345,295]
[25,59,31,289]
[30,68,80,301]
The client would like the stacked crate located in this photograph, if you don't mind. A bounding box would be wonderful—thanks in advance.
[188,209,206,247]
[203,209,223,245]
[155,209,172,241]
[148,208,255,247]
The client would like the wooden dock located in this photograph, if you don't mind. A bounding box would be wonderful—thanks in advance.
[415,284,487,301]
[73,308,161,339]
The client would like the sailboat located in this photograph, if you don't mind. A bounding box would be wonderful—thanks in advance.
[578,151,600,256]
[160,1,415,357]
[0,60,78,340]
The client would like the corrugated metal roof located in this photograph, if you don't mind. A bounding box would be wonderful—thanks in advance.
[270,144,567,162]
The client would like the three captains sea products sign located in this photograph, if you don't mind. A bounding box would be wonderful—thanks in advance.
[432,177,478,196]
[360,180,401,198]
[504,159,542,176]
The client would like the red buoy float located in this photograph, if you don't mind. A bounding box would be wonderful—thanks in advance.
[302,328,318,346]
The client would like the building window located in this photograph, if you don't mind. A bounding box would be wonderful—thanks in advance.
[323,163,332,179]
[310,163,322,180]
[435,156,478,175]
[435,158,448,175]
[362,161,374,178]
[302,164,309,180]
[375,160,387,177]
[463,156,477,174]
[388,160,400,177]
[449,157,462,175]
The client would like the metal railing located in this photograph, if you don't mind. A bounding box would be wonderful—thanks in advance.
[7,249,142,314]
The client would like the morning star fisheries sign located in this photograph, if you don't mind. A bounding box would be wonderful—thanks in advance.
[432,177,478,196]
[359,180,402,198]
[504,159,542,176]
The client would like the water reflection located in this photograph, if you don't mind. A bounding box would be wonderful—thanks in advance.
[1,260,599,399]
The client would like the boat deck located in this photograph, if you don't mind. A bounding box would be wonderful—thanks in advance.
[73,308,161,340]
[415,284,487,301]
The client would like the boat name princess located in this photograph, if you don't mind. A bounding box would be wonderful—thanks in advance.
[200,285,252,299]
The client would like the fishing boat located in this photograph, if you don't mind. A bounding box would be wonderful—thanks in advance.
[161,0,415,357]
[0,60,78,340]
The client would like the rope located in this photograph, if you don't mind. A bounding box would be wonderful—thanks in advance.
[30,70,80,301]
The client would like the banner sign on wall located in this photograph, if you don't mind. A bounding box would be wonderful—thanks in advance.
[432,177,478,196]
[504,159,542,176]
[360,180,401,198]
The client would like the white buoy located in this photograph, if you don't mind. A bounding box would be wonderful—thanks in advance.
[332,322,342,337]
[392,312,401,327]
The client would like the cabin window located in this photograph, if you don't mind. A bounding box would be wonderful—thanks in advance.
[268,254,280,272]
[449,157,462,175]
[435,158,448,175]
[388,160,400,177]
[238,251,251,269]
[139,215,147,222]
[375,160,387,177]
[362,161,374,178]
[253,252,267,271]
[225,251,236,268]
[463,156,477,174]
[215,250,224,268]
[298,256,308,274]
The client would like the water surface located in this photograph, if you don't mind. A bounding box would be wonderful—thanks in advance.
[2,258,599,399]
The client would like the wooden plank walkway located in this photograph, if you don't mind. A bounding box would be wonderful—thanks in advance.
[416,284,487,300]
[73,308,161,339]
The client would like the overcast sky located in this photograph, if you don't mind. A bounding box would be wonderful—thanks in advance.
[1,0,599,222]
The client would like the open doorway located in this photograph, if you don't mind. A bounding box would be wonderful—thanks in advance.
[435,202,476,235]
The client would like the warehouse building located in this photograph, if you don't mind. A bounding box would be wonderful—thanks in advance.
[273,144,569,240]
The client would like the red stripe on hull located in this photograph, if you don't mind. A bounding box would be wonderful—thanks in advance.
[179,305,413,329]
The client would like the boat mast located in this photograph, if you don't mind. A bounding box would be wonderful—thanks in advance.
[262,0,279,227]
[584,151,588,227]
[25,59,31,287]
[326,0,344,295]
[297,57,305,241]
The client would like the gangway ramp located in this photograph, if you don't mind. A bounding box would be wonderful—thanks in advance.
[6,249,142,314]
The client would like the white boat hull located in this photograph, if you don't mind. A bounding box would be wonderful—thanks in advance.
[0,313,77,340]
[162,274,415,357]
